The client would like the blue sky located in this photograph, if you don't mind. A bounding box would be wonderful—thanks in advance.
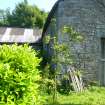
[0,0,57,12]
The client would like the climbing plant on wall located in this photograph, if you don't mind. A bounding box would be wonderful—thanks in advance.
[43,26,84,103]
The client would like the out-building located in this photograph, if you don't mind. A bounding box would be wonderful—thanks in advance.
[42,0,105,85]
[0,27,42,50]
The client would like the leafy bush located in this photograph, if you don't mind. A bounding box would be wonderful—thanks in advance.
[0,44,42,105]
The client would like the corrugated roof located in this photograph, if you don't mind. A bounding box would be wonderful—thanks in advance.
[0,27,42,43]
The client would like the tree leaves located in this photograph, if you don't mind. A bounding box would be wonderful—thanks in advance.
[6,1,47,28]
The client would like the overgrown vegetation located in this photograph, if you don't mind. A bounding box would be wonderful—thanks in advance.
[0,44,43,105]
[46,86,105,105]
[42,26,105,105]
[0,26,104,105]
[42,26,84,103]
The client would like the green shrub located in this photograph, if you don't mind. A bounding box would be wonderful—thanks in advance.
[0,44,42,105]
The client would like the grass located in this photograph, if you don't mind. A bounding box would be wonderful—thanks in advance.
[46,86,105,105]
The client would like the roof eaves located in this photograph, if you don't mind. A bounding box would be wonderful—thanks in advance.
[42,0,64,37]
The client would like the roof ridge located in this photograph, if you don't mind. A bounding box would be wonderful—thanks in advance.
[42,0,64,37]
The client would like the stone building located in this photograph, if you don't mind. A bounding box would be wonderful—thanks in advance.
[42,0,105,85]
[0,27,42,50]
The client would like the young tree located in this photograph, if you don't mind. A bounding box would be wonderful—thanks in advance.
[6,0,47,28]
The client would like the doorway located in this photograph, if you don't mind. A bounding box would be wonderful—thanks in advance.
[101,38,105,85]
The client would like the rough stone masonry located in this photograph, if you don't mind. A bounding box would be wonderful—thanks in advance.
[42,0,105,85]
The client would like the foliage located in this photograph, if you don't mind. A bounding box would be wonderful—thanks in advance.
[63,26,83,42]
[0,44,42,105]
[0,9,8,26]
[43,26,83,85]
[6,0,47,28]
[44,26,83,67]
[42,26,84,104]
[46,86,105,105]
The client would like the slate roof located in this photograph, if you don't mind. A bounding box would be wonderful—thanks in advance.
[42,0,105,37]
[0,27,42,43]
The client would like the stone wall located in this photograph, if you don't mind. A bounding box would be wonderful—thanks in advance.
[44,0,105,85]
